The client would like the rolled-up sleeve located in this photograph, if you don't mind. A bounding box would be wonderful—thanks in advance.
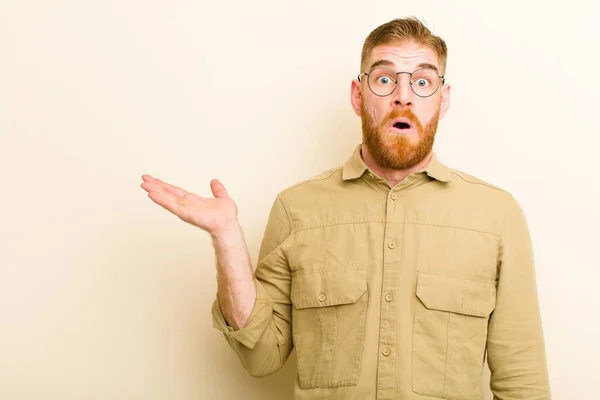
[211,194,294,377]
[487,196,552,399]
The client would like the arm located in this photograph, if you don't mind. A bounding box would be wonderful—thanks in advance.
[140,175,293,376]
[487,197,551,399]
[141,174,256,328]
[211,194,294,376]
[213,222,256,330]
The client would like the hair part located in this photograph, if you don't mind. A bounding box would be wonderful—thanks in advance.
[361,17,448,74]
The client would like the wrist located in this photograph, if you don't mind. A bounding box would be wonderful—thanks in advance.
[210,219,242,241]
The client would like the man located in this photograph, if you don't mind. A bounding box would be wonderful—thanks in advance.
[141,17,551,400]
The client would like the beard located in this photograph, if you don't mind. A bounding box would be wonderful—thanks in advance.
[361,103,440,170]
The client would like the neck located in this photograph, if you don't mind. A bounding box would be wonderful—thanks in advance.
[361,144,433,188]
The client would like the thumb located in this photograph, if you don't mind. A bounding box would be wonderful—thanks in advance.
[210,179,230,199]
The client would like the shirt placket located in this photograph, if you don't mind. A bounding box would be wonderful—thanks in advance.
[377,188,402,400]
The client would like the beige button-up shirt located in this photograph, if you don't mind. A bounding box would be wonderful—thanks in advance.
[212,145,551,399]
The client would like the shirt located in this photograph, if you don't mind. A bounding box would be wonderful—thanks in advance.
[212,144,551,400]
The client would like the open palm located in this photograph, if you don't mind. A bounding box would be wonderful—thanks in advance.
[141,174,238,236]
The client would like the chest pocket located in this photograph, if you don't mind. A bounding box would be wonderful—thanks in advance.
[413,271,497,399]
[290,268,368,389]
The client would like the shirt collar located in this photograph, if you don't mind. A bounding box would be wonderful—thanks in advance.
[342,144,452,183]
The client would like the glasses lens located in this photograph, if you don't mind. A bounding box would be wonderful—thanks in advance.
[410,68,441,97]
[368,68,397,96]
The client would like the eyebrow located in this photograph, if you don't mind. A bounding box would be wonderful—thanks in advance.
[368,59,395,70]
[367,60,441,74]
[416,63,440,74]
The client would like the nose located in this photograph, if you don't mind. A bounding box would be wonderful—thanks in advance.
[390,72,414,108]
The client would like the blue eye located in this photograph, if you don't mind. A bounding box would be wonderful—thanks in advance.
[377,76,392,85]
[415,78,430,87]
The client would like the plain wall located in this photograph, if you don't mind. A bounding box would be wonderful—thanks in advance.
[1,1,598,399]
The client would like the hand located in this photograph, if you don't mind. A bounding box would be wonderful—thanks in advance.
[140,174,239,237]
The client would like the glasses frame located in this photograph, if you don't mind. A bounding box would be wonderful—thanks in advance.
[357,68,446,98]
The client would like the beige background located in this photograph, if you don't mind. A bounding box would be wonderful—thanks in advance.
[1,1,598,399]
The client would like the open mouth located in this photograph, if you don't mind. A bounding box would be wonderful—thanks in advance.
[394,122,412,129]
[389,118,416,132]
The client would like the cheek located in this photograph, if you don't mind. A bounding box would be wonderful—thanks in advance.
[362,93,388,121]
[370,104,388,126]
[415,100,441,125]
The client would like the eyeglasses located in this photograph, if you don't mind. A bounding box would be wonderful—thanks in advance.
[357,67,445,98]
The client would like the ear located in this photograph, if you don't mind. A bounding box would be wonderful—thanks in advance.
[350,79,362,116]
[438,83,451,119]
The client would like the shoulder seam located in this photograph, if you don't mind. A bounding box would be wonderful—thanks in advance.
[276,193,295,233]
[255,195,295,268]
[281,167,342,192]
[277,167,342,234]
[450,170,509,193]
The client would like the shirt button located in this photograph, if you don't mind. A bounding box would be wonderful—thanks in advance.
[317,292,327,302]
[382,347,391,356]
[390,193,398,200]
[385,293,393,302]
[387,241,396,249]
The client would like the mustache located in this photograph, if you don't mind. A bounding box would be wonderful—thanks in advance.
[380,109,421,129]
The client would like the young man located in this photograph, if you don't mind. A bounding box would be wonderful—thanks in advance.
[141,17,551,400]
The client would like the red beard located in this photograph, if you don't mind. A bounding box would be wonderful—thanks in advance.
[361,103,440,170]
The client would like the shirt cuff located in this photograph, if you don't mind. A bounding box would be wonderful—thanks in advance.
[211,281,274,350]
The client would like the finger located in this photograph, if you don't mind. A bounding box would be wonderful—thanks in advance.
[159,180,188,199]
[210,179,229,199]
[140,181,156,194]
[142,175,187,199]
[147,191,182,216]
[141,181,179,203]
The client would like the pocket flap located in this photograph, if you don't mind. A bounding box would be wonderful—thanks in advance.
[416,271,496,317]
[291,268,367,309]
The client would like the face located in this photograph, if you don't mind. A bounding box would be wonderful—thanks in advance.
[351,41,451,170]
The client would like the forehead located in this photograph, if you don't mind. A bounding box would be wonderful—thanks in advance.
[365,42,440,71]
